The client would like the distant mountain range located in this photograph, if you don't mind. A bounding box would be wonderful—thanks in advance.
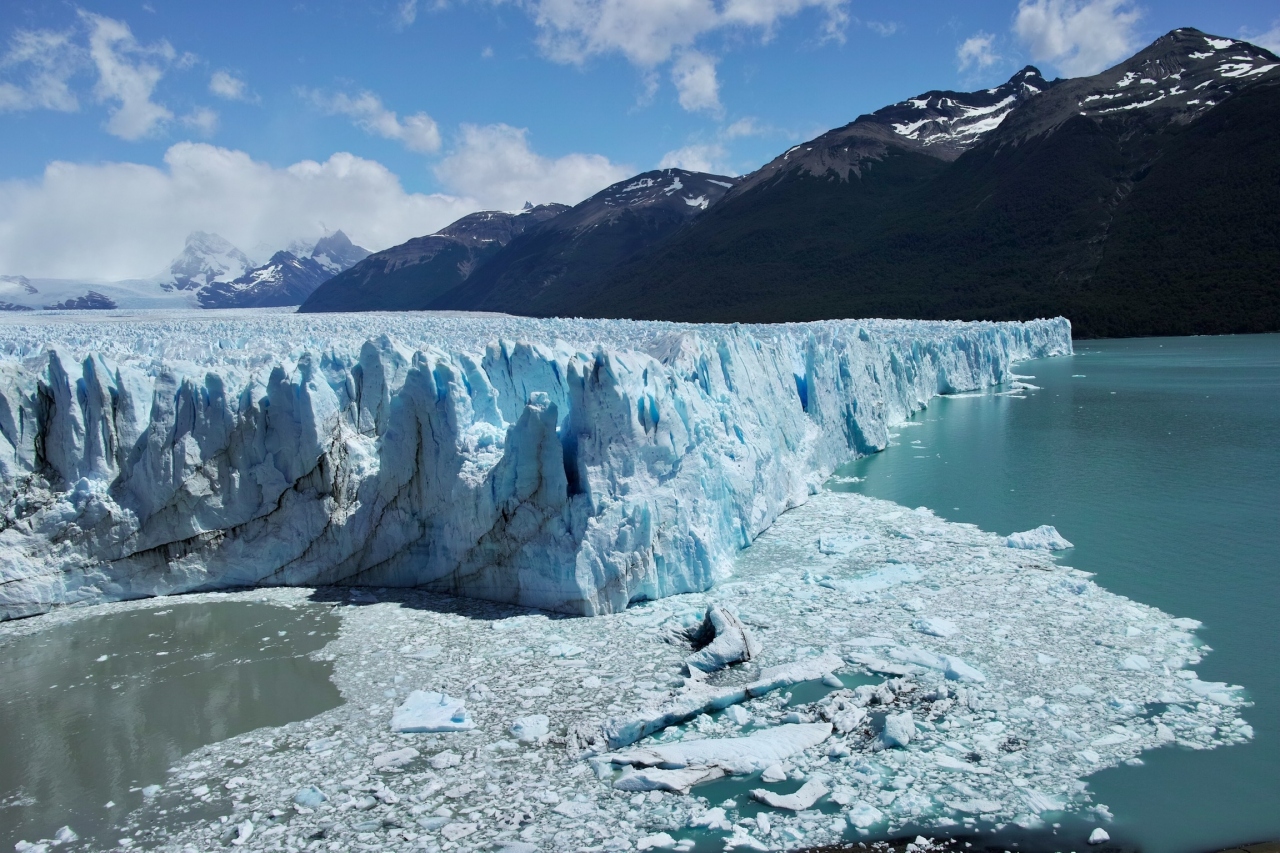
[0,230,369,311]
[302,28,1280,338]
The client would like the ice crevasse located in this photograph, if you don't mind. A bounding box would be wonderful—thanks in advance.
[0,313,1071,620]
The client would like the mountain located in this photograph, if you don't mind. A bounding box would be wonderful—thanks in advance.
[425,29,1279,339]
[426,170,738,314]
[160,231,253,291]
[298,171,737,314]
[298,204,569,313]
[197,230,371,308]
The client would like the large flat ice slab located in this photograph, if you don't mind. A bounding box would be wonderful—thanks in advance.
[0,311,1070,618]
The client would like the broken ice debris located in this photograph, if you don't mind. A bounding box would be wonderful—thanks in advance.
[686,605,762,673]
[510,714,550,743]
[913,617,958,637]
[1005,525,1073,550]
[390,691,474,732]
[607,722,832,776]
[1089,828,1111,845]
[292,786,327,809]
[751,778,830,811]
[373,747,419,769]
[881,711,916,748]
[614,766,726,794]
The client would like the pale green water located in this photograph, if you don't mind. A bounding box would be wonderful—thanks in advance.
[832,333,1280,853]
[0,601,341,851]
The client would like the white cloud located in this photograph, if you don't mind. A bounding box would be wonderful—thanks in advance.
[723,116,765,138]
[1247,21,1280,54]
[0,28,83,112]
[865,20,897,37]
[82,11,177,140]
[1013,0,1142,77]
[435,123,631,210]
[304,89,442,154]
[957,32,1000,71]
[657,142,729,174]
[0,143,478,280]
[209,69,253,101]
[671,50,721,114]
[396,0,420,29]
[521,0,848,112]
[181,106,218,135]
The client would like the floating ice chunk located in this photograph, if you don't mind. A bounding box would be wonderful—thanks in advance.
[751,778,830,810]
[847,801,885,829]
[821,564,921,595]
[614,766,726,794]
[882,712,916,748]
[373,747,419,769]
[914,617,958,638]
[950,799,1002,814]
[1119,655,1150,671]
[686,605,762,673]
[511,714,550,743]
[597,653,843,749]
[440,822,477,841]
[390,691,474,733]
[230,820,254,846]
[636,833,678,851]
[305,737,340,754]
[1186,679,1245,705]
[1005,526,1073,550]
[725,705,751,726]
[936,753,992,774]
[945,657,986,683]
[430,750,461,769]
[403,645,442,660]
[1089,828,1111,844]
[293,786,327,808]
[690,807,733,831]
[553,801,595,818]
[141,785,162,798]
[53,827,77,844]
[608,723,833,776]
[818,531,875,554]
[761,764,788,783]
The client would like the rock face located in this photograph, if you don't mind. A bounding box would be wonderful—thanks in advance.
[0,313,1070,620]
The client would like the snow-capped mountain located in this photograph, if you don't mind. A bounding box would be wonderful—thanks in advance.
[300,204,568,313]
[160,231,253,291]
[198,231,371,308]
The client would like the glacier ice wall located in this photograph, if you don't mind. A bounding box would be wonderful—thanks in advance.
[0,312,1071,619]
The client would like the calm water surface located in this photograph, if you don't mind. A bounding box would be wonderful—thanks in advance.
[832,333,1280,853]
[0,600,341,851]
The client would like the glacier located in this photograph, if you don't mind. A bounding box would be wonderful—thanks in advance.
[0,311,1070,620]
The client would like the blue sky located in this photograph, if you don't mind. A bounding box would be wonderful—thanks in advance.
[1,0,1277,279]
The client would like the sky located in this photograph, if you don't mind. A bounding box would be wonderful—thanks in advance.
[1,0,1277,280]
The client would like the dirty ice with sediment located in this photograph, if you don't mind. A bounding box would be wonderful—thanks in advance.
[0,311,1250,851]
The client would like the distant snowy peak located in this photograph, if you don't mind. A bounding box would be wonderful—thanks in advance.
[550,169,738,232]
[163,231,252,291]
[197,232,372,309]
[870,66,1049,156]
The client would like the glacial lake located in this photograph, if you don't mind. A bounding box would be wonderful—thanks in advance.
[0,600,341,851]
[831,333,1280,853]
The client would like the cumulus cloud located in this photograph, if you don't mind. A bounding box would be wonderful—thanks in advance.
[0,28,83,112]
[671,50,721,114]
[1247,20,1280,54]
[865,20,898,37]
[435,123,632,210]
[304,89,442,154]
[209,69,253,101]
[0,144,478,280]
[1013,0,1142,77]
[82,11,176,139]
[657,142,729,174]
[957,32,1000,71]
[0,127,630,279]
[723,116,765,138]
[181,106,218,135]
[520,0,848,112]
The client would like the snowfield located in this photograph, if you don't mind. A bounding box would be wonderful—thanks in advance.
[0,310,1070,620]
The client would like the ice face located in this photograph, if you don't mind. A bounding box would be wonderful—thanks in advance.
[0,311,1070,620]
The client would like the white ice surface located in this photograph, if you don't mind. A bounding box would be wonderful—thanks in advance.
[15,487,1246,853]
[0,311,1069,619]
[1006,526,1074,551]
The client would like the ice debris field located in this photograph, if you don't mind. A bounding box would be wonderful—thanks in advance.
[6,490,1250,853]
[0,310,1068,620]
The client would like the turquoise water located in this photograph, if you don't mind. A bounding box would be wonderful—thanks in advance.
[0,601,341,851]
[832,333,1280,853]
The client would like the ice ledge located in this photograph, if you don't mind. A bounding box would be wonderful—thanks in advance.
[0,314,1071,619]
